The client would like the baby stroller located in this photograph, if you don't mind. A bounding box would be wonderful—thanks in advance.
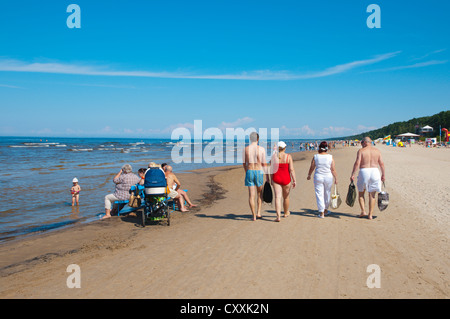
[141,166,171,227]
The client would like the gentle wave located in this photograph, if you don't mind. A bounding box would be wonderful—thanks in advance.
[67,148,94,152]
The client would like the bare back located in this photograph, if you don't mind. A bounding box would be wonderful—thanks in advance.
[359,146,382,168]
[351,139,386,182]
[244,143,266,170]
[166,172,180,190]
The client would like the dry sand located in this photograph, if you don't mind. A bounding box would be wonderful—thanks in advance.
[0,144,448,299]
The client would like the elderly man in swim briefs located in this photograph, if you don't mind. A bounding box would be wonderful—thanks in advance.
[243,132,268,221]
[350,137,386,220]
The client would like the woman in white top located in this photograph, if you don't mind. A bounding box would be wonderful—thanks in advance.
[307,141,338,218]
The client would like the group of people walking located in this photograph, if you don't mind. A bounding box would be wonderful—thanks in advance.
[243,132,386,221]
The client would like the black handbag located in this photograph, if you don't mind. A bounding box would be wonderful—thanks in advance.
[263,181,273,203]
[346,181,356,207]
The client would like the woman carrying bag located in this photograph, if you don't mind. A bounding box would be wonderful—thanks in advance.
[307,141,338,218]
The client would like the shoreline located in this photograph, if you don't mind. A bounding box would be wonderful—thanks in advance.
[0,150,312,275]
[0,163,240,275]
[1,145,449,298]
[0,147,312,245]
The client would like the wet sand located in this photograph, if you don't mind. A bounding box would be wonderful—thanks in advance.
[0,144,448,298]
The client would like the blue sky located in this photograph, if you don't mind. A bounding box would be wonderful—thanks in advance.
[0,0,449,138]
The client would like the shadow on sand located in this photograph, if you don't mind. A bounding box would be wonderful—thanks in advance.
[195,208,375,221]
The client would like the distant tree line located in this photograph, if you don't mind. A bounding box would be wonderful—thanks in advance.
[335,110,450,140]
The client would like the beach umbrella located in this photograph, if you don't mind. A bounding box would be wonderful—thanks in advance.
[396,133,420,137]
[421,125,433,132]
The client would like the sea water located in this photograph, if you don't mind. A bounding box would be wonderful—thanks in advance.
[0,136,313,242]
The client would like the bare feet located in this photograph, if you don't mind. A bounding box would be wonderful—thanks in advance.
[101,214,111,220]
[283,211,290,218]
[358,212,367,218]
[189,204,197,208]
[275,218,281,222]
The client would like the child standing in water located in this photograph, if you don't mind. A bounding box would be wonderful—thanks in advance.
[71,178,81,206]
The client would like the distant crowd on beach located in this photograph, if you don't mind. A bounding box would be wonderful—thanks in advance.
[299,141,338,151]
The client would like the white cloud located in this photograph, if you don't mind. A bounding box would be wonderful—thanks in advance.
[411,49,446,61]
[356,124,377,131]
[96,123,197,137]
[162,122,196,133]
[0,83,22,89]
[30,128,52,134]
[101,126,113,133]
[300,51,401,78]
[280,125,316,136]
[363,60,447,73]
[0,52,400,81]
[320,126,353,136]
[218,117,254,130]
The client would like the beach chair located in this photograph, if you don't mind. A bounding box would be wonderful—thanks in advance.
[114,199,129,215]
[168,189,188,211]
[142,167,171,227]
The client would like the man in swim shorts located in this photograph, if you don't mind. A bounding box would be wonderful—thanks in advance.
[350,137,386,220]
[243,132,267,221]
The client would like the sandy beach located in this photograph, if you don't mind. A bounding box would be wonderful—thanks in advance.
[0,144,449,299]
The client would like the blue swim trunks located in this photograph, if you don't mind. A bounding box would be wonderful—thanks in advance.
[245,169,264,187]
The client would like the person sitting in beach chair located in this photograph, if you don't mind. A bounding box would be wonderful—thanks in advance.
[138,168,146,185]
[164,165,196,211]
[103,164,140,219]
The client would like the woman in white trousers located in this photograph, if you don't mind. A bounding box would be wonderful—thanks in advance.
[307,141,338,218]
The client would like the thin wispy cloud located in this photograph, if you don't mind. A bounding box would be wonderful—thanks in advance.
[280,123,381,138]
[411,49,446,61]
[298,51,401,79]
[218,117,254,130]
[363,60,447,73]
[73,83,137,89]
[0,83,22,89]
[0,52,399,81]
[280,125,316,136]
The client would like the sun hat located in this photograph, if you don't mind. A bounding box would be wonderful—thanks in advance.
[72,178,78,183]
[277,141,287,149]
